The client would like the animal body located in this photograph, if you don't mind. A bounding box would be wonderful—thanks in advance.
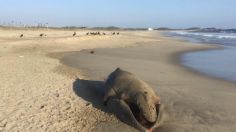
[104,68,161,132]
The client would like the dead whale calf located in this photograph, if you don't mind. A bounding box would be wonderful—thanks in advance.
[104,68,161,131]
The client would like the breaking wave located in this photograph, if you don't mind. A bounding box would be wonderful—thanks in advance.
[170,31,236,39]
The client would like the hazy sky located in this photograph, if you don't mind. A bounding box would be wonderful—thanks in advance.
[0,0,235,28]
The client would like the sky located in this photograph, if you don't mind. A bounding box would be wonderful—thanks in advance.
[0,0,236,28]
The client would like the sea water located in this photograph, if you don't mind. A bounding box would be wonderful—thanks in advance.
[167,31,236,82]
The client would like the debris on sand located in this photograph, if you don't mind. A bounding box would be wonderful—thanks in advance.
[73,32,76,36]
[40,33,44,37]
[40,105,45,109]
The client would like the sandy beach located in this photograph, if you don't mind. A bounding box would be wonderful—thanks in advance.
[0,29,236,132]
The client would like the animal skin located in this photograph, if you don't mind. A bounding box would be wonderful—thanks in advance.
[104,68,161,132]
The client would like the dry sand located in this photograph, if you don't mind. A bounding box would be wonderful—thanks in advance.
[0,29,236,132]
[0,29,156,132]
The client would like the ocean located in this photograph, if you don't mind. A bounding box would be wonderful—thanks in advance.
[167,31,236,82]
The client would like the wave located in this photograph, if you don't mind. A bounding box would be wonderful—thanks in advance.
[170,31,236,39]
[217,35,236,39]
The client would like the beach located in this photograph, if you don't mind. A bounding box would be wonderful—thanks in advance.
[0,29,236,132]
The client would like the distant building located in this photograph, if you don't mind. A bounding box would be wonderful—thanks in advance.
[148,28,153,31]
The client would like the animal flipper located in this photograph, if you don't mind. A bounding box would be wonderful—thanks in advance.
[103,87,116,106]
[107,98,147,132]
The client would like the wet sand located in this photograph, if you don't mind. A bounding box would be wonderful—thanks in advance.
[60,34,236,132]
[182,47,236,82]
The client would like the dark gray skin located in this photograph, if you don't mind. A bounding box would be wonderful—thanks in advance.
[104,68,161,132]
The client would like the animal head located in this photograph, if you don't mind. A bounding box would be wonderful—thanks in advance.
[133,92,160,128]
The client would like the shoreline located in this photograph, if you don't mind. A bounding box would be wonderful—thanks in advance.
[55,34,234,85]
[57,32,236,131]
[171,44,236,84]
[166,33,236,84]
[163,30,236,83]
[162,31,236,84]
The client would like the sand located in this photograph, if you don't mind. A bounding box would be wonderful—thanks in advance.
[59,32,236,132]
[0,29,156,132]
[0,29,236,132]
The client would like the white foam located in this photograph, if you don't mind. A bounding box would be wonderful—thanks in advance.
[217,35,236,39]
[171,31,236,39]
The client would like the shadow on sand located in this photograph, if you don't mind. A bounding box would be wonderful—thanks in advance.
[73,78,140,131]
[73,78,162,132]
[73,78,110,113]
